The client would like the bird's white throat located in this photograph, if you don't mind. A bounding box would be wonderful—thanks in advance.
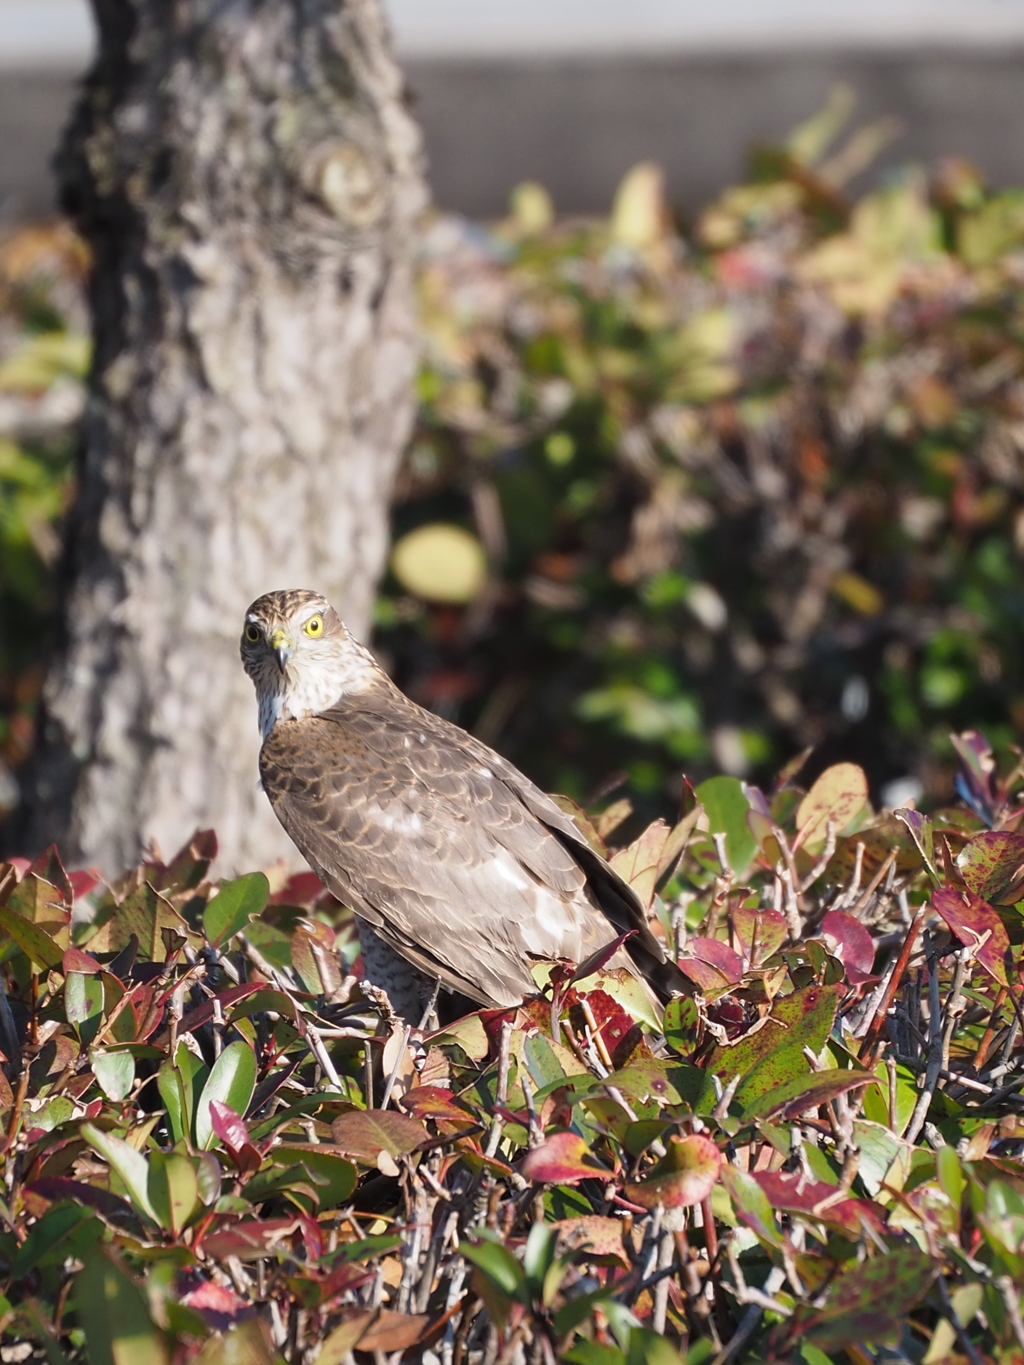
[256,644,378,738]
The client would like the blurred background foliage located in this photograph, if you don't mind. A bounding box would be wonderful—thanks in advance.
[5,92,1024,828]
[0,222,88,816]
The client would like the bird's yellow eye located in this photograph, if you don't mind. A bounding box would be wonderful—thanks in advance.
[245,624,261,643]
[303,614,324,638]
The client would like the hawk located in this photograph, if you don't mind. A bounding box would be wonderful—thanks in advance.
[240,588,687,1020]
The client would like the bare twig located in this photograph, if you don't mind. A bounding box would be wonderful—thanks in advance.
[998,1276,1024,1354]
[484,1020,513,1158]
[714,1244,789,1365]
[905,942,943,1145]
[848,847,899,919]
[800,820,837,893]
[380,1024,413,1110]
[861,910,925,1056]
[305,1020,344,1093]
[936,1274,987,1365]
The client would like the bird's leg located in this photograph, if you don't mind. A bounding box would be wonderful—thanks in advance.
[417,978,442,1032]
[381,979,443,1107]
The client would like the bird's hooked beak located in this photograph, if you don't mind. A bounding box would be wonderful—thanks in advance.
[270,628,293,673]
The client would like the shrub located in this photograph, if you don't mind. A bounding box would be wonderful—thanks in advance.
[0,733,1021,1362]
[379,95,1024,816]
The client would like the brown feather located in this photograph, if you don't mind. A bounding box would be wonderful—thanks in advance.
[258,674,688,1007]
[242,588,691,1012]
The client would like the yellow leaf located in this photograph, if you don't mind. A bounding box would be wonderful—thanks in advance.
[509,181,554,235]
[831,571,883,616]
[390,523,487,604]
[796,763,870,852]
[610,162,667,250]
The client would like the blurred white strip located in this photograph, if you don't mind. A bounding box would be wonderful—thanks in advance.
[0,0,94,67]
[385,0,1024,56]
[2,0,1024,72]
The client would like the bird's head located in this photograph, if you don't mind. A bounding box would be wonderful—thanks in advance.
[240,588,377,737]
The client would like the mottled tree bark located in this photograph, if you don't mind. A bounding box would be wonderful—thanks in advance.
[20,0,427,874]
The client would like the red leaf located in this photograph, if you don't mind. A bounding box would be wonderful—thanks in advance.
[178,981,267,1035]
[931,886,1011,987]
[358,1310,434,1353]
[330,1109,429,1162]
[570,931,636,983]
[675,953,736,996]
[624,1134,721,1210]
[820,910,876,985]
[297,1208,323,1261]
[569,989,645,1069]
[62,947,101,975]
[209,1100,251,1155]
[68,870,102,901]
[29,846,74,908]
[200,1217,303,1260]
[752,1171,888,1238]
[688,937,745,982]
[520,1131,609,1183]
[271,872,330,906]
[180,1279,248,1330]
[400,1086,479,1130]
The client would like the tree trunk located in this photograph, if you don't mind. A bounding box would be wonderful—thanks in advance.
[20,0,426,875]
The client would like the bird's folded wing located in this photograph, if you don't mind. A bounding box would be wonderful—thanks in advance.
[258,701,625,1004]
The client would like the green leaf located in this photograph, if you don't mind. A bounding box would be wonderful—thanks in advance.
[893,808,941,887]
[564,1344,626,1365]
[522,1220,557,1289]
[709,982,842,1108]
[626,1328,684,1365]
[524,1032,574,1090]
[265,1146,357,1206]
[741,1068,878,1122]
[719,1165,784,1249]
[156,1062,188,1145]
[956,830,1024,903]
[203,873,269,948]
[80,1123,157,1223]
[192,1318,276,1364]
[0,906,63,970]
[91,880,192,959]
[555,1285,619,1340]
[795,762,869,851]
[460,1232,529,1301]
[66,972,104,1044]
[799,1244,936,1351]
[12,1204,96,1279]
[90,1049,135,1102]
[147,1151,200,1237]
[937,1145,966,1214]
[662,996,700,1056]
[74,1247,170,1365]
[194,1041,257,1149]
[695,776,756,874]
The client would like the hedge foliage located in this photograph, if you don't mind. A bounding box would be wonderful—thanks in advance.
[0,736,1022,1362]
[376,91,1024,817]
[5,99,1024,820]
